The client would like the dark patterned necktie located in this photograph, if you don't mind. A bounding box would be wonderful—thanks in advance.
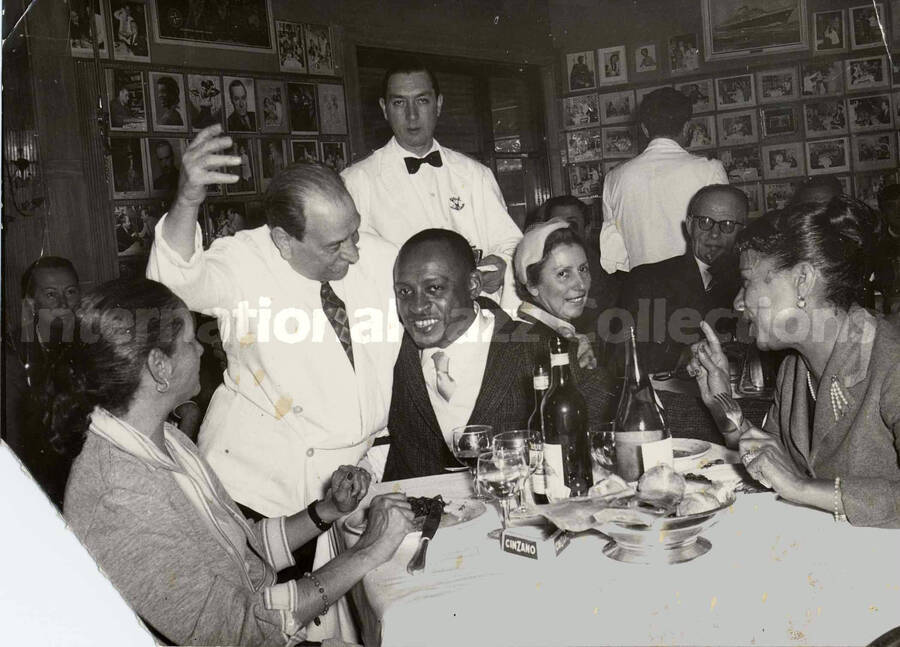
[320,281,354,370]
[404,150,443,174]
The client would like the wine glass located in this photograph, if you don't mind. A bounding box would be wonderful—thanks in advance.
[476,449,526,536]
[492,430,539,512]
[451,425,494,498]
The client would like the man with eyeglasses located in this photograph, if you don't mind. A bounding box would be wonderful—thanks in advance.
[616,184,748,373]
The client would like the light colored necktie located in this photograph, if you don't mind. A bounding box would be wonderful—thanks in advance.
[432,351,456,402]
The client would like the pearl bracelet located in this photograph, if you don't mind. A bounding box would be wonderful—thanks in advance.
[303,571,329,626]
[833,477,847,522]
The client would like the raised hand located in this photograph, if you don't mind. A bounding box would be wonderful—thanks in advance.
[354,493,414,563]
[176,124,241,208]
[687,320,732,408]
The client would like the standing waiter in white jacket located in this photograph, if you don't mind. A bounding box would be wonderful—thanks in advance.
[342,57,523,310]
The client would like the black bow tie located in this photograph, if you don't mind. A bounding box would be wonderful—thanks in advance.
[404,150,442,174]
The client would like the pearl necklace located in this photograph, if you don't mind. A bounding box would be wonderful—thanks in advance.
[807,371,817,401]
[809,370,851,420]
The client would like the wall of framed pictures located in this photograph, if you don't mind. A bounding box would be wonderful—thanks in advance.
[553,0,899,216]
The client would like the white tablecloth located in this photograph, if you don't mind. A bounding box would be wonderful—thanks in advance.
[337,445,899,647]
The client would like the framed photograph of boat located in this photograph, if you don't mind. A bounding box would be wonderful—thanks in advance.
[702,0,808,61]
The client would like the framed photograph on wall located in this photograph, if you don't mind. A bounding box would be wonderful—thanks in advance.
[304,24,335,75]
[764,180,799,211]
[813,9,846,53]
[806,136,850,175]
[597,46,628,85]
[686,115,716,150]
[108,137,148,198]
[717,109,758,146]
[226,138,257,195]
[804,98,848,137]
[109,0,151,62]
[321,141,348,172]
[186,74,223,131]
[598,89,635,124]
[674,79,715,113]
[634,44,658,73]
[735,182,763,218]
[845,55,889,91]
[106,69,147,131]
[146,137,182,197]
[668,34,701,74]
[760,105,799,138]
[205,202,248,244]
[566,51,596,92]
[148,71,187,132]
[894,91,900,122]
[702,0,808,60]
[291,139,319,162]
[757,67,799,103]
[566,127,603,163]
[568,162,603,198]
[850,3,885,49]
[257,138,287,191]
[716,74,756,109]
[223,76,258,133]
[152,0,274,52]
[800,60,844,96]
[287,82,319,133]
[276,21,307,73]
[601,126,636,157]
[719,145,762,182]
[855,169,898,207]
[847,94,894,132]
[762,142,805,179]
[852,132,897,171]
[70,0,109,58]
[317,84,348,135]
[562,94,599,130]
[256,79,289,134]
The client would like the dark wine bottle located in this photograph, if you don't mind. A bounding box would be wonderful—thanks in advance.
[528,362,550,504]
[540,336,592,499]
[613,327,671,481]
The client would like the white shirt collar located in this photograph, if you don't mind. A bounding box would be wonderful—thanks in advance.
[695,255,712,289]
[388,136,441,161]
[516,300,577,338]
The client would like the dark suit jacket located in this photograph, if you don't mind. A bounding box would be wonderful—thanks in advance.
[763,307,900,528]
[617,251,740,372]
[384,308,619,481]
[227,110,256,132]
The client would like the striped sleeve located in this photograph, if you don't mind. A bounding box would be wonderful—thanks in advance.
[258,516,295,571]
[263,579,308,643]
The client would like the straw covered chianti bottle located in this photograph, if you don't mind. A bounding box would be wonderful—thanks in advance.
[541,336,592,499]
[613,327,671,481]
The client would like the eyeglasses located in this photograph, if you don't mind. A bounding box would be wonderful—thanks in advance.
[692,215,745,234]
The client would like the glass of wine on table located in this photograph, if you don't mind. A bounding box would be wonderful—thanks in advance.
[451,425,494,498]
[476,449,527,538]
[492,430,539,512]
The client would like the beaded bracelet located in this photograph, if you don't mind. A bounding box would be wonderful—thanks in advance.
[303,571,329,626]
[833,477,847,522]
[307,499,333,533]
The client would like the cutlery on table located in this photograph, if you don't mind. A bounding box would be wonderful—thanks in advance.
[407,501,442,575]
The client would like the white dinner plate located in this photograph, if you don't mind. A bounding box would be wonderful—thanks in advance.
[343,498,486,536]
[672,438,711,464]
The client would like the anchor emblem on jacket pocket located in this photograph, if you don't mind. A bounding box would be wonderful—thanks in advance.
[449,196,465,211]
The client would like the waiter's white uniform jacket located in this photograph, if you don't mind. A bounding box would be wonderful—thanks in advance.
[147,219,401,516]
[342,137,523,310]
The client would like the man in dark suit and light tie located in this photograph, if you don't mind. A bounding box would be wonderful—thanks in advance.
[382,228,534,481]
[226,79,256,132]
[616,184,749,373]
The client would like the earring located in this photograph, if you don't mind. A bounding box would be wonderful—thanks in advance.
[156,378,170,393]
[797,295,806,309]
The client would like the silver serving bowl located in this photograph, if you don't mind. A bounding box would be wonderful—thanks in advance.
[597,495,735,564]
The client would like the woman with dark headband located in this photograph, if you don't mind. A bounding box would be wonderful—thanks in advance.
[51,278,413,645]
[688,197,900,528]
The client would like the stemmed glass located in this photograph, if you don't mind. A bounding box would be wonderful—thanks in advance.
[451,425,494,498]
[476,449,526,536]
[492,430,540,512]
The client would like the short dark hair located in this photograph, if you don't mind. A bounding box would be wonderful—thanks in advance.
[156,75,180,102]
[21,256,79,298]
[228,79,246,98]
[264,161,350,241]
[638,87,692,139]
[515,227,588,301]
[381,56,441,99]
[38,278,186,455]
[687,184,749,219]
[528,195,588,230]
[735,196,881,310]
[790,175,844,205]
[398,228,475,275]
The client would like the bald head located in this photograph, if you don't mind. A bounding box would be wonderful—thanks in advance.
[686,184,749,265]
